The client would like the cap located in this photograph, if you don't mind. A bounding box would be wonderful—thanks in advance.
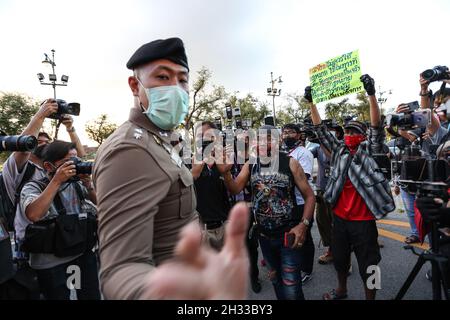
[344,120,367,135]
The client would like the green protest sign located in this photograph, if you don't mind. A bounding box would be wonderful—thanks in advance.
[309,50,363,104]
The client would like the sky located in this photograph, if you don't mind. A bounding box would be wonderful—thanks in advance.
[0,0,449,145]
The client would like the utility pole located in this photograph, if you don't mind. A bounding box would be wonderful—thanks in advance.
[266,72,282,126]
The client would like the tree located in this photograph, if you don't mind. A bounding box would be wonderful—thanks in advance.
[183,67,227,135]
[273,92,312,127]
[323,93,371,125]
[285,93,311,122]
[324,98,353,126]
[351,92,370,123]
[0,93,39,135]
[85,114,118,146]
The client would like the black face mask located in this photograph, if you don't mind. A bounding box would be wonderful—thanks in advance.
[283,137,298,149]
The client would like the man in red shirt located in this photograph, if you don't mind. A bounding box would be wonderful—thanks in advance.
[305,74,392,300]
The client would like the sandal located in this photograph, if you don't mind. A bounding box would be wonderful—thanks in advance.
[318,252,333,265]
[322,289,348,300]
[404,235,420,244]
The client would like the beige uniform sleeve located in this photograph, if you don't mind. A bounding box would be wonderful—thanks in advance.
[94,143,172,300]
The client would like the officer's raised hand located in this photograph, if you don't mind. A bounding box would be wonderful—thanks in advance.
[360,74,376,96]
[142,202,250,299]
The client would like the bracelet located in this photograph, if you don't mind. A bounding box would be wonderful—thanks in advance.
[67,127,76,133]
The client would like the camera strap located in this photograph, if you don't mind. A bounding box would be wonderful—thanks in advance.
[32,178,86,216]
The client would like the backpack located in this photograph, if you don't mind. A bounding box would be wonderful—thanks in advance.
[0,163,36,232]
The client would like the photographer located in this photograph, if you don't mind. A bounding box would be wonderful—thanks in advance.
[417,73,449,153]
[191,121,231,251]
[414,139,450,286]
[0,98,90,297]
[390,131,421,244]
[61,115,87,158]
[18,141,99,300]
[0,100,59,298]
[305,74,395,300]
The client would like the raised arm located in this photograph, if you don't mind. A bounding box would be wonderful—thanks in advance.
[418,74,442,136]
[219,162,251,196]
[62,116,87,158]
[360,74,380,127]
[304,86,339,154]
[14,99,58,171]
[304,86,322,125]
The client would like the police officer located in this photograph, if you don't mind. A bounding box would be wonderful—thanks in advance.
[93,38,250,300]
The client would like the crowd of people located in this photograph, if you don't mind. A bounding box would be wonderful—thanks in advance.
[0,37,449,300]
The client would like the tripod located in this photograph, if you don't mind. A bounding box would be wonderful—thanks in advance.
[395,217,449,300]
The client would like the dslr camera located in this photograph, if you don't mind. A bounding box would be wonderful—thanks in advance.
[386,101,431,130]
[48,99,80,120]
[422,66,450,83]
[69,157,93,175]
[0,130,37,152]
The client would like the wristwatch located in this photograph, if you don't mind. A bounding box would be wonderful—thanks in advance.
[419,90,432,97]
[300,218,311,228]
[67,127,76,133]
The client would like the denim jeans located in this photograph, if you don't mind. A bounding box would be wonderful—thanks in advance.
[401,189,418,237]
[259,235,305,300]
[34,250,100,300]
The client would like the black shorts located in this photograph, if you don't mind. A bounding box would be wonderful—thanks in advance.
[331,214,381,282]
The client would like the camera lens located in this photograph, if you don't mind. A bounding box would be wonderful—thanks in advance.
[76,161,93,175]
[0,135,37,152]
[422,69,436,82]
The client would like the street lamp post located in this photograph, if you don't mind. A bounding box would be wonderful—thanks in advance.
[267,72,282,127]
[37,49,69,139]
[377,85,392,113]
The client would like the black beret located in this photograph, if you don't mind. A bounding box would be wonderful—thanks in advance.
[126,37,189,71]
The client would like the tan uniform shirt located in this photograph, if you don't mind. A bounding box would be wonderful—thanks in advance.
[93,107,198,300]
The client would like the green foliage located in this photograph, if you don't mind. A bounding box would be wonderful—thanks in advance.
[324,93,370,125]
[0,93,39,135]
[85,114,118,146]
[183,67,227,133]
[276,92,312,127]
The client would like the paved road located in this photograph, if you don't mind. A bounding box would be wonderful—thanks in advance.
[247,202,437,300]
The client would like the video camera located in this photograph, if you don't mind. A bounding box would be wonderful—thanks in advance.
[48,99,80,120]
[0,131,37,152]
[386,101,431,130]
[422,66,450,83]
